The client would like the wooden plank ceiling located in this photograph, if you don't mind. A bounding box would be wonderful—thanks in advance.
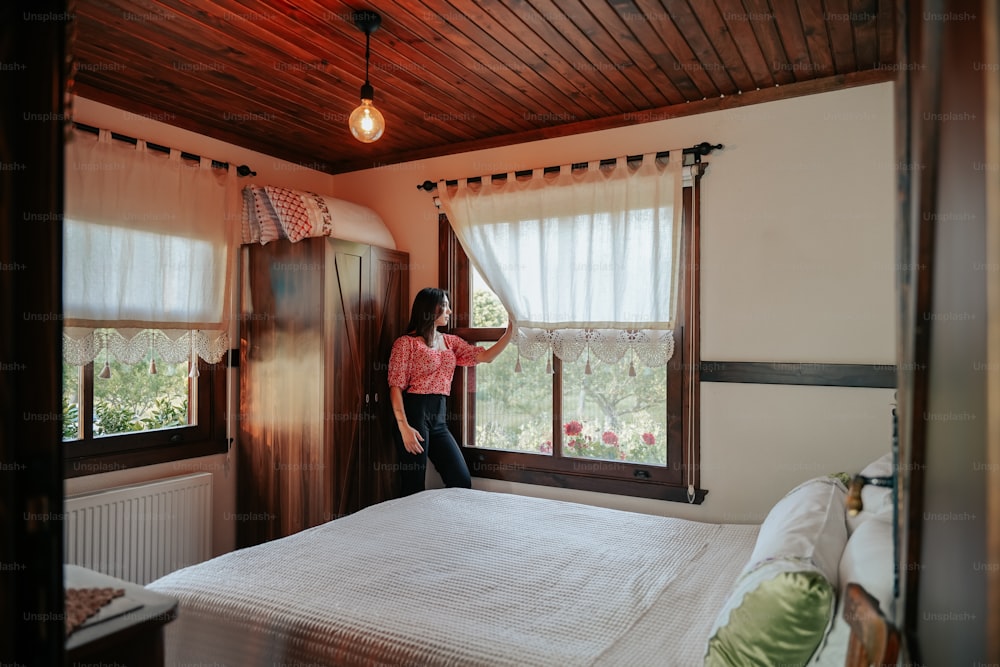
[70,0,897,174]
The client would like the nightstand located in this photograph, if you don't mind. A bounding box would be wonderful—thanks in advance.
[64,564,177,667]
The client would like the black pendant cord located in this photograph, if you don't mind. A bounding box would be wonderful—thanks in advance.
[353,10,381,100]
[416,141,722,192]
[364,30,371,88]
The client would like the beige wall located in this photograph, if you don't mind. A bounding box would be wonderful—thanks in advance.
[331,82,897,523]
[66,82,897,548]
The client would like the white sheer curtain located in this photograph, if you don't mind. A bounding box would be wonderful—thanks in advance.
[438,153,684,368]
[63,128,239,366]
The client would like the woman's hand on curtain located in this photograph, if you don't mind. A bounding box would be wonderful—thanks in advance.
[478,310,515,364]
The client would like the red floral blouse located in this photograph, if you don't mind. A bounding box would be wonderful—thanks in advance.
[387,333,483,395]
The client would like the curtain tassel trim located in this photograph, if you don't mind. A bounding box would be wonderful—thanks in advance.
[97,329,112,378]
[188,332,201,378]
[147,332,158,375]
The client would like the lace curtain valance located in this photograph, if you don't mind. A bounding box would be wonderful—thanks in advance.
[516,328,675,372]
[62,328,229,367]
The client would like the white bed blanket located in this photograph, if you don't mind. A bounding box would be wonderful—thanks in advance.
[148,488,758,666]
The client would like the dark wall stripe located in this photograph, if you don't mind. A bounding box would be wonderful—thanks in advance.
[699,361,897,388]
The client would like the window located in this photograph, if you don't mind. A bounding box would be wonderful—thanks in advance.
[63,347,190,440]
[439,180,704,503]
[61,127,233,477]
[62,349,225,477]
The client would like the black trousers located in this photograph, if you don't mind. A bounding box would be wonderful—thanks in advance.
[395,393,472,497]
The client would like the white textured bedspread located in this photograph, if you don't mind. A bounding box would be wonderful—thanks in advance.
[148,488,758,666]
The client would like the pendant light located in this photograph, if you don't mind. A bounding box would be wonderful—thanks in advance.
[348,10,385,143]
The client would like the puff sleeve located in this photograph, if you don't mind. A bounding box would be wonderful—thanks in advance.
[446,334,484,367]
[387,336,412,389]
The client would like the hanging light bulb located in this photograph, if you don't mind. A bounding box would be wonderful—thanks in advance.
[348,11,385,143]
[349,95,384,143]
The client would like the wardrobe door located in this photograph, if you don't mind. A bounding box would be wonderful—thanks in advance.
[368,247,410,505]
[327,239,372,517]
[239,237,330,546]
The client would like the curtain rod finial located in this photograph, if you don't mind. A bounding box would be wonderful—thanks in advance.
[690,142,723,156]
[417,180,436,192]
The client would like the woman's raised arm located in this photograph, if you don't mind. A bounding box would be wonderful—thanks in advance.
[477,312,515,364]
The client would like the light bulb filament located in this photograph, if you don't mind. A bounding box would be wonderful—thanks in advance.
[349,98,385,143]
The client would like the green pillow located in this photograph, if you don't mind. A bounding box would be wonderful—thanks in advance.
[705,562,834,666]
[827,471,852,487]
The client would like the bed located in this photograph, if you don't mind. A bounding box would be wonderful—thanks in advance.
[147,462,896,667]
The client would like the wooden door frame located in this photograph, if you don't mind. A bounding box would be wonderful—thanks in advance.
[897,1,998,662]
[984,2,1000,660]
[0,1,66,662]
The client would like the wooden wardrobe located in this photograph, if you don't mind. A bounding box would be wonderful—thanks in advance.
[237,236,409,547]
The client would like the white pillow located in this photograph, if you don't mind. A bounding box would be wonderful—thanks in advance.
[808,510,896,666]
[319,195,396,249]
[846,453,894,534]
[705,477,849,666]
[839,513,895,609]
[748,476,849,583]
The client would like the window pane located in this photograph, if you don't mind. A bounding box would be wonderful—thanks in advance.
[92,357,190,437]
[561,355,667,466]
[471,344,552,455]
[471,266,505,327]
[62,363,81,441]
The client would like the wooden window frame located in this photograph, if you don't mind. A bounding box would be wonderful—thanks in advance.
[63,356,227,478]
[439,177,705,503]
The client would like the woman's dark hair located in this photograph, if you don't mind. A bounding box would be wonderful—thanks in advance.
[405,287,448,346]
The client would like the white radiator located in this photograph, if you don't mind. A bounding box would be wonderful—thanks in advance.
[64,472,213,585]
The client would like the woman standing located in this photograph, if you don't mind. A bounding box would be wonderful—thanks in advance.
[388,287,514,496]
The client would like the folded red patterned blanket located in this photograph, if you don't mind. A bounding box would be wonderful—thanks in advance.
[242,185,332,244]
[241,185,392,248]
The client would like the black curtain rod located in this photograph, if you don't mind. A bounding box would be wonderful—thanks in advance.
[416,141,722,192]
[72,122,257,177]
